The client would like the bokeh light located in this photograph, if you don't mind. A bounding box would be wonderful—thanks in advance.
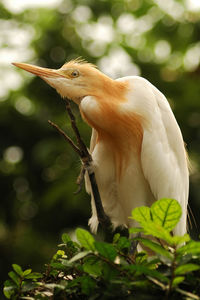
[3,146,23,164]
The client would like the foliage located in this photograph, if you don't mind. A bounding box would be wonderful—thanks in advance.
[4,199,200,300]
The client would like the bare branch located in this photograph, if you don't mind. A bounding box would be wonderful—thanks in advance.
[48,120,81,156]
[65,99,91,162]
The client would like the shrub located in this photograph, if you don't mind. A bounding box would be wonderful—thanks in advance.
[3,199,200,299]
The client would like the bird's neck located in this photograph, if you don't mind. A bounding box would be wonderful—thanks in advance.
[80,79,144,179]
[93,74,128,101]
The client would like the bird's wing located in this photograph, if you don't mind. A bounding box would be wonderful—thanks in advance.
[139,81,189,235]
[117,76,189,235]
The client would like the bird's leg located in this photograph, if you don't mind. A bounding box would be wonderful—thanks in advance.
[74,164,86,194]
[87,169,113,241]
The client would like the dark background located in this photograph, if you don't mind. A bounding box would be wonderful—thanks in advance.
[0,0,200,293]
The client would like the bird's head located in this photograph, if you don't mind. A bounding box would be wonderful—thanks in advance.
[12,59,117,105]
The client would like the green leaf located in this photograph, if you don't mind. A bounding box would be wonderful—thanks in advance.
[22,282,39,292]
[141,221,174,245]
[130,279,150,289]
[4,280,15,287]
[102,261,119,280]
[12,264,23,276]
[3,285,16,299]
[3,280,17,299]
[23,269,32,277]
[65,240,80,258]
[94,241,117,262]
[25,272,43,280]
[62,233,71,244]
[57,250,65,256]
[151,198,181,231]
[80,275,96,295]
[136,237,173,259]
[8,271,20,286]
[50,262,66,270]
[129,227,144,234]
[113,233,120,243]
[171,234,190,246]
[177,240,200,255]
[66,251,90,264]
[127,265,169,282]
[176,288,200,299]
[76,228,95,251]
[53,249,66,260]
[117,237,130,250]
[175,263,200,275]
[131,206,151,223]
[172,276,185,287]
[83,256,102,276]
[135,252,148,264]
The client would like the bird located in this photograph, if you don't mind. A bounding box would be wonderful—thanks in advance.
[13,59,189,236]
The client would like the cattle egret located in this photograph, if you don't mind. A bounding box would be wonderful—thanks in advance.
[13,59,189,236]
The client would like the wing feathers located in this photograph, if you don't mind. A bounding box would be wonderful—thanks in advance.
[140,83,189,235]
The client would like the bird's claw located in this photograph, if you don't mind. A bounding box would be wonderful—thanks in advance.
[74,165,86,194]
[74,157,94,194]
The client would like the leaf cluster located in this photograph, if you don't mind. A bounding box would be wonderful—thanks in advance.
[3,199,200,299]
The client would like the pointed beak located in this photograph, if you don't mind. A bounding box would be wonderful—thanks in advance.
[12,62,62,78]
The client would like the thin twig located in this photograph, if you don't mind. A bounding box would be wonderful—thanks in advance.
[48,120,81,156]
[65,99,91,162]
[165,248,177,300]
[66,100,88,156]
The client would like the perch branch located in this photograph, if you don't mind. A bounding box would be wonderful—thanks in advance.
[65,99,89,159]
[48,120,81,156]
[48,99,113,239]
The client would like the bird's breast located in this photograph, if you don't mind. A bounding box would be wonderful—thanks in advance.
[80,96,101,115]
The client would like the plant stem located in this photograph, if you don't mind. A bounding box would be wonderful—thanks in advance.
[165,246,177,299]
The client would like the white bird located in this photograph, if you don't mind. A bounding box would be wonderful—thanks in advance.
[13,59,189,236]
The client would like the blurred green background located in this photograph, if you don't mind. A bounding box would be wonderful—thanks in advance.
[0,0,200,292]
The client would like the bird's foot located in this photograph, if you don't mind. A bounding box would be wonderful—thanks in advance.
[74,159,95,194]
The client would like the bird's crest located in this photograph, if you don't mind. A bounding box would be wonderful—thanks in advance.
[63,57,97,70]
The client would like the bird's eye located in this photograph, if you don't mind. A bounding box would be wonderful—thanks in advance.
[71,70,79,78]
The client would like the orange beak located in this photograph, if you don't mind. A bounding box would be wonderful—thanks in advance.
[12,62,62,78]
